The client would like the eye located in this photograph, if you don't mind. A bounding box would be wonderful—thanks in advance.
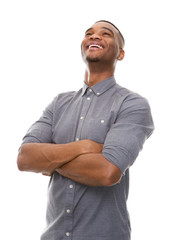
[102,32,112,37]
[85,32,92,37]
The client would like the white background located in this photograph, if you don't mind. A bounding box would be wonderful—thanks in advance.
[0,0,182,239]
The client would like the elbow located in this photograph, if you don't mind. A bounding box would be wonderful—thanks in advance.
[101,166,122,187]
[17,144,31,172]
[17,147,26,171]
[17,151,24,171]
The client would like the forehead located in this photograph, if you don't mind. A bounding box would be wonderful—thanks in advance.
[86,22,119,36]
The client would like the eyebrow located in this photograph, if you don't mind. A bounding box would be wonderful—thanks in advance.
[85,27,114,35]
[101,27,114,35]
[85,28,93,34]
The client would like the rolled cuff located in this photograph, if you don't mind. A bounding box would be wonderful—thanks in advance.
[102,144,138,174]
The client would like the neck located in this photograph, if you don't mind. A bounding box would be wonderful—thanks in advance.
[84,62,115,87]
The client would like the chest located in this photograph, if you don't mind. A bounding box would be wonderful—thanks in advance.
[52,92,122,144]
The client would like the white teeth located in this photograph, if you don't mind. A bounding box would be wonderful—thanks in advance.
[89,44,103,49]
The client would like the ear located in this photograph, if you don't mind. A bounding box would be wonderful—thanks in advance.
[117,49,125,61]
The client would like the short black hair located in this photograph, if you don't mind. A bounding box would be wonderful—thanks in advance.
[95,20,125,48]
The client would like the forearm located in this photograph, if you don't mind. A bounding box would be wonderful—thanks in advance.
[56,153,122,186]
[17,140,102,174]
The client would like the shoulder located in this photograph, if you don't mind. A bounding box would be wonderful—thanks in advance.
[43,89,82,117]
[112,84,154,136]
[114,83,151,111]
[52,88,82,106]
[56,90,77,102]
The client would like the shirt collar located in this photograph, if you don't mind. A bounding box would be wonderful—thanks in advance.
[81,76,116,96]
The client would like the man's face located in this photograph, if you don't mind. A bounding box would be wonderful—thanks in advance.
[81,22,122,64]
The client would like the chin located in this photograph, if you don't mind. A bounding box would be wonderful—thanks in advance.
[86,56,100,62]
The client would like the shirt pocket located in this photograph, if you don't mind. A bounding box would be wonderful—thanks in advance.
[81,117,111,143]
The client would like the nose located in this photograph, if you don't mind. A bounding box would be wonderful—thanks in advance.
[89,33,102,40]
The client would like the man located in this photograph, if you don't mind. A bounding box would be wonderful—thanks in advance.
[17,20,154,240]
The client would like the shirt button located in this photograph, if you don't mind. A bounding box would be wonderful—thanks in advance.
[97,92,100,95]
[80,116,84,120]
[75,138,79,141]
[101,120,105,123]
[66,209,71,213]
[89,89,92,92]
[69,184,73,188]
[66,232,70,237]
[87,97,91,100]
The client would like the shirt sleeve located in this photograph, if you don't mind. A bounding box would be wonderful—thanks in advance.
[102,94,154,174]
[22,97,56,144]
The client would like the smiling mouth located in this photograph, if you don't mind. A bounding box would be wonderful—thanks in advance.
[88,44,103,49]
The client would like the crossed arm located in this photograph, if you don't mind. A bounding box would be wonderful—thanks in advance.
[17,140,122,186]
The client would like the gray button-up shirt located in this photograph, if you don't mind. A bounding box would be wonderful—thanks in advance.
[22,76,154,240]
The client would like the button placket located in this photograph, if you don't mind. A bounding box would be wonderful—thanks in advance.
[75,90,93,142]
[64,181,74,239]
